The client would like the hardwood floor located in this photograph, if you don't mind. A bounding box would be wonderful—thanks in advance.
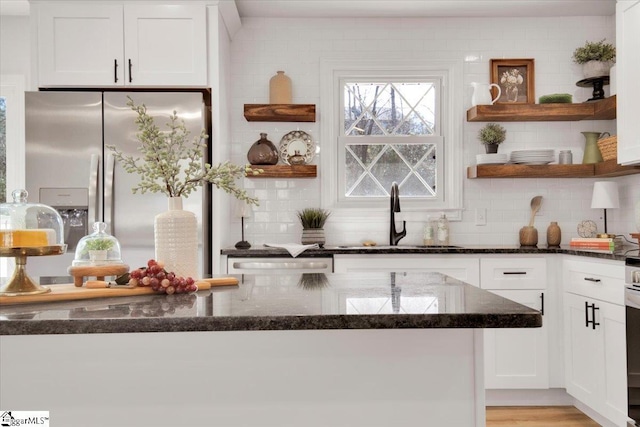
[486,406,601,426]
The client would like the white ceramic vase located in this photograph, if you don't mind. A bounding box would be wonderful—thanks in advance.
[154,197,198,278]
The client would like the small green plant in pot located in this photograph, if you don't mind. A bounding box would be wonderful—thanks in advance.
[297,208,331,247]
[572,39,616,78]
[478,123,506,154]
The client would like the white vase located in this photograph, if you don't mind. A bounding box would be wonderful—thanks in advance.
[154,197,198,279]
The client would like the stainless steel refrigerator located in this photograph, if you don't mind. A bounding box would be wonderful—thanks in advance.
[25,91,211,281]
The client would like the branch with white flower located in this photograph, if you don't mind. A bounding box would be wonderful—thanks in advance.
[107,97,261,205]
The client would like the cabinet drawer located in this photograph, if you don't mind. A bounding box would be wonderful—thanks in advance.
[480,257,546,290]
[563,258,625,305]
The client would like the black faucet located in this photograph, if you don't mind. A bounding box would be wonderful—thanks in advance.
[389,182,406,246]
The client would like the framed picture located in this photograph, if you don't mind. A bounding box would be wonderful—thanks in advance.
[490,59,535,104]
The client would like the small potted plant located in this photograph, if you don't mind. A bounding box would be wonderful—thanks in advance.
[478,123,506,153]
[83,238,114,262]
[572,39,616,78]
[297,208,331,248]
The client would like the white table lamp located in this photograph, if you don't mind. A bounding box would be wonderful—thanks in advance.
[590,181,620,237]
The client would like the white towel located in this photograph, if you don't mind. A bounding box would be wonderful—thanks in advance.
[264,243,319,258]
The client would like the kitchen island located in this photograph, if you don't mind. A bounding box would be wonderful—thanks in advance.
[0,272,541,427]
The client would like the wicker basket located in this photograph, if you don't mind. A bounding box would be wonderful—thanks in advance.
[597,135,617,161]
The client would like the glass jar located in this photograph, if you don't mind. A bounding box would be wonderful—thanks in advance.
[73,221,122,266]
[558,150,573,164]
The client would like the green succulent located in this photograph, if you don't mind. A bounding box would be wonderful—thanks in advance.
[297,208,331,229]
[83,238,114,253]
[572,39,616,64]
[478,123,507,145]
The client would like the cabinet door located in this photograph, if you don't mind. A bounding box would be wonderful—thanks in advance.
[564,292,628,425]
[599,298,628,426]
[616,0,640,165]
[123,5,207,86]
[564,292,602,409]
[484,289,548,389]
[37,4,124,87]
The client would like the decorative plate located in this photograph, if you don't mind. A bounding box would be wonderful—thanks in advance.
[279,131,315,165]
[577,220,598,238]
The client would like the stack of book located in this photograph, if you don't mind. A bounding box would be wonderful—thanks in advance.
[569,237,622,250]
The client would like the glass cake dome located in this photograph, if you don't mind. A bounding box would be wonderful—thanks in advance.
[0,189,66,295]
[0,189,65,248]
[73,221,123,266]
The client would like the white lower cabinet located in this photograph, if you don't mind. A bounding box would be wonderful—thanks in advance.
[332,254,480,287]
[481,257,549,389]
[563,257,628,426]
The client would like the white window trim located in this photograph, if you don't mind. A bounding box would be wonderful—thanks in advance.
[320,58,463,221]
[1,74,26,201]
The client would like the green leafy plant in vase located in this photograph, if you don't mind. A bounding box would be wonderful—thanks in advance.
[297,208,331,248]
[478,123,506,154]
[572,39,616,79]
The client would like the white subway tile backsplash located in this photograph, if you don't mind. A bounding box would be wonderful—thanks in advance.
[227,15,633,248]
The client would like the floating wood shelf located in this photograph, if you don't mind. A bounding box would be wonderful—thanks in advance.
[466,96,616,122]
[247,164,317,178]
[244,104,316,122]
[467,159,640,179]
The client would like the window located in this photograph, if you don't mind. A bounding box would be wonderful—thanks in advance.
[340,80,442,202]
[320,61,463,219]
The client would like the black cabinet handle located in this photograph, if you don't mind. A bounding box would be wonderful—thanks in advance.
[584,277,601,283]
[503,271,527,275]
[114,59,118,83]
[585,302,600,329]
[540,292,544,316]
[585,300,590,327]
[128,59,132,83]
[591,304,600,330]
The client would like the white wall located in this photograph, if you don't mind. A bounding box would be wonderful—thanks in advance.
[228,15,639,248]
[0,15,31,80]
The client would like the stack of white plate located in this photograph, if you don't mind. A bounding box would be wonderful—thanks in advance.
[510,149,555,165]
[476,153,508,165]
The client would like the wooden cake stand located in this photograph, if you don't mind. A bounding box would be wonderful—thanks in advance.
[68,264,129,287]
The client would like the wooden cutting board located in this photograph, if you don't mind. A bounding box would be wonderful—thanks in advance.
[0,277,239,306]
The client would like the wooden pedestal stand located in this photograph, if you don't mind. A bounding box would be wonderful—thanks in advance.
[67,264,129,287]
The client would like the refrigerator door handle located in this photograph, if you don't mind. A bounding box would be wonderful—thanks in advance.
[105,153,115,234]
[89,154,100,225]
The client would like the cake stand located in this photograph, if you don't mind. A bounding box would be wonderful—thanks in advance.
[0,245,67,296]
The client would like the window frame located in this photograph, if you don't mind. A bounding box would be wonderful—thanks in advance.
[320,59,463,221]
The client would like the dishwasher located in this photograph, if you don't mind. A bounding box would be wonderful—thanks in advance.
[226,257,333,274]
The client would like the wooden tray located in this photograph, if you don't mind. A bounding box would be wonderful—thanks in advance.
[0,277,238,306]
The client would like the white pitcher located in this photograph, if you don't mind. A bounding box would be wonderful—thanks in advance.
[471,82,501,106]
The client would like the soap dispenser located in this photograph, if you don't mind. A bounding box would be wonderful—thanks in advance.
[436,213,450,246]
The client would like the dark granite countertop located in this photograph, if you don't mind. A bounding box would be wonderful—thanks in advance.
[0,272,541,336]
[221,245,638,261]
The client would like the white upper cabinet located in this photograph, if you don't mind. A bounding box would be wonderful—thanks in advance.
[616,0,640,165]
[37,3,207,87]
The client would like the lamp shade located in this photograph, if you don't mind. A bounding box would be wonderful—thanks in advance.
[591,181,620,209]
[235,200,253,218]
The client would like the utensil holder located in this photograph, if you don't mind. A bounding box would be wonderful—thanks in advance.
[519,226,538,247]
